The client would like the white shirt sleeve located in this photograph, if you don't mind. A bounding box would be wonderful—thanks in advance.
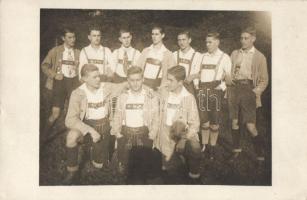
[222,54,232,81]
[192,52,203,87]
[222,54,232,77]
[173,51,178,64]
[216,53,232,91]
[132,49,141,66]
[79,49,88,79]
[105,47,115,73]
[112,49,119,72]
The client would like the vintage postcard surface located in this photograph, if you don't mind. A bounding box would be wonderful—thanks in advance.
[0,0,307,200]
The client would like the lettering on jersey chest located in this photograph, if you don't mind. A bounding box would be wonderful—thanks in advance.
[126,103,144,110]
[88,59,104,65]
[88,101,106,109]
[167,103,181,109]
[61,60,76,66]
[178,58,191,65]
[201,64,217,70]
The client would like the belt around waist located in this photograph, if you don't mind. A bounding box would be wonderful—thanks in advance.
[122,126,148,134]
[200,80,221,87]
[84,117,108,126]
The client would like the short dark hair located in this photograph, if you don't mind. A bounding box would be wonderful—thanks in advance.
[168,65,186,82]
[119,28,132,37]
[241,26,256,37]
[127,66,143,77]
[178,30,191,38]
[80,64,99,77]
[152,25,165,34]
[61,27,75,37]
[207,32,220,40]
[88,25,101,35]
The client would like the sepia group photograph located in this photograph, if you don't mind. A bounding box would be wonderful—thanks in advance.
[39,9,271,186]
[4,0,307,199]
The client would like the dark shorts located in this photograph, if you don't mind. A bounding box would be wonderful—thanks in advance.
[117,126,157,179]
[228,79,256,124]
[53,76,79,109]
[198,81,222,125]
[83,118,111,138]
[144,78,161,91]
[84,118,111,164]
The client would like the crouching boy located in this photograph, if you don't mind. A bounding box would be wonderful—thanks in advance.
[64,64,125,184]
[111,66,159,183]
[156,65,202,183]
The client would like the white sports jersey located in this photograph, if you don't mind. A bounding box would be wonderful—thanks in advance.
[80,83,107,120]
[61,46,76,78]
[198,49,231,90]
[112,46,141,77]
[143,44,168,79]
[79,45,114,78]
[166,86,190,126]
[124,89,146,127]
[173,48,202,86]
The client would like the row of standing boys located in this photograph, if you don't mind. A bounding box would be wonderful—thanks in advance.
[41,24,268,184]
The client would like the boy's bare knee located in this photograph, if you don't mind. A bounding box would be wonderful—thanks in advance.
[246,123,258,136]
[66,129,81,148]
[232,119,239,130]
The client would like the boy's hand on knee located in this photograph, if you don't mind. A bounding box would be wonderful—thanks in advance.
[89,128,101,143]
[54,73,64,80]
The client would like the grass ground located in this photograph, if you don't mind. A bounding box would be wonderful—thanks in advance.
[39,98,271,186]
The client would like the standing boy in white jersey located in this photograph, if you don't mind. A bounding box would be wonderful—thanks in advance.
[112,29,141,83]
[136,26,176,90]
[156,65,201,183]
[63,64,126,185]
[41,27,80,144]
[173,31,202,95]
[111,66,159,184]
[197,32,232,159]
[79,25,115,82]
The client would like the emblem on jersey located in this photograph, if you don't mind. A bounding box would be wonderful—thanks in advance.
[61,60,75,66]
[126,104,144,110]
[234,64,241,76]
[201,64,216,69]
[88,59,104,65]
[88,101,105,109]
[178,58,191,64]
[167,103,180,109]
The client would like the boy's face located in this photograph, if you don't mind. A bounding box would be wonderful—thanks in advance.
[240,32,255,49]
[206,36,219,53]
[83,70,101,89]
[127,73,143,92]
[62,32,76,47]
[119,32,132,48]
[177,34,191,50]
[88,30,101,46]
[167,73,181,92]
[152,29,164,45]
